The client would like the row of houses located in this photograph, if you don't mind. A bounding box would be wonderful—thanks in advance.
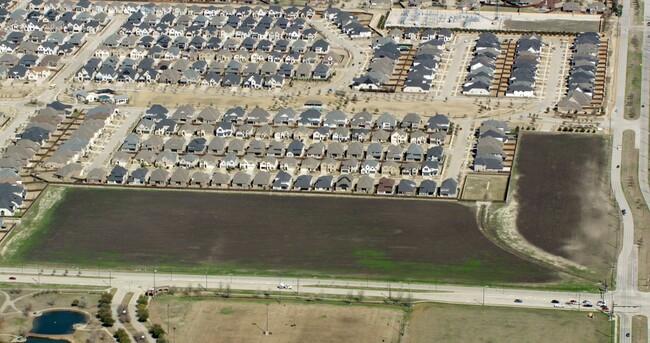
[559,1,607,14]
[80,55,333,87]
[56,164,458,197]
[462,32,501,96]
[472,120,510,172]
[117,7,316,41]
[0,101,71,171]
[505,35,542,98]
[1,8,108,34]
[322,7,372,39]
[113,145,444,176]
[352,41,401,91]
[134,104,451,131]
[556,32,600,113]
[43,104,119,169]
[403,42,444,93]
[31,0,308,18]
[0,31,86,55]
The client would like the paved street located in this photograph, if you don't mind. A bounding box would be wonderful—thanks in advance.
[444,119,473,181]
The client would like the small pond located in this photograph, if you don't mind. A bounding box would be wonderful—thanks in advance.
[31,310,87,335]
[26,338,70,343]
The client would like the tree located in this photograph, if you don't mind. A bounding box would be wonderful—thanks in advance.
[136,304,149,322]
[114,328,132,343]
[150,324,166,338]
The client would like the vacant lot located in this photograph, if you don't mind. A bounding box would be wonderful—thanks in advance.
[4,187,557,284]
[503,19,600,32]
[407,302,613,343]
[149,296,403,343]
[462,174,510,201]
[514,133,618,275]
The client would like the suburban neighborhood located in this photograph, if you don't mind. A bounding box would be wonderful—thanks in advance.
[0,0,646,342]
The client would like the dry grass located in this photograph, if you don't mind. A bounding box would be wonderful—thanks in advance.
[149,296,404,343]
[461,174,510,201]
[407,302,613,343]
[632,315,648,343]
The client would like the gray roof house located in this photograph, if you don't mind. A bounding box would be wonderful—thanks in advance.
[293,174,313,190]
[439,178,458,197]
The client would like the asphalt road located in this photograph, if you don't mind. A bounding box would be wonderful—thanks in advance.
[611,0,650,339]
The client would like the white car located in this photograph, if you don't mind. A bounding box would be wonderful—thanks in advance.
[553,303,565,308]
[277,283,293,290]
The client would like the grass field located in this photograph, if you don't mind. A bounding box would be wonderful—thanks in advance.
[513,133,618,276]
[461,174,510,201]
[407,302,613,343]
[149,296,404,343]
[625,0,644,120]
[2,186,558,284]
[632,315,648,343]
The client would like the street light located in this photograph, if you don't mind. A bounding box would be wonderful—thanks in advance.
[153,269,157,297]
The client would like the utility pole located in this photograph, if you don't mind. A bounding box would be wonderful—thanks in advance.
[482,286,486,306]
[264,303,270,335]
[205,270,208,290]
[167,303,170,334]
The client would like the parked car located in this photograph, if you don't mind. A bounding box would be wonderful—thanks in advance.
[514,299,523,303]
[277,283,292,290]
[597,301,606,307]
[567,300,578,305]
[8,276,16,280]
[601,306,609,311]
[553,303,565,308]
[551,300,560,304]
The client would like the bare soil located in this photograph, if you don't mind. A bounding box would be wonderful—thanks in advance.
[13,187,557,284]
[514,133,618,276]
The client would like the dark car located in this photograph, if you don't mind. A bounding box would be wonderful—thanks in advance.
[551,300,560,304]
[514,299,523,303]
[8,276,16,280]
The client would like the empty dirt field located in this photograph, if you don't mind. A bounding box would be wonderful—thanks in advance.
[503,19,600,33]
[513,133,618,276]
[149,296,403,343]
[407,302,613,343]
[2,186,559,284]
[461,174,510,201]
